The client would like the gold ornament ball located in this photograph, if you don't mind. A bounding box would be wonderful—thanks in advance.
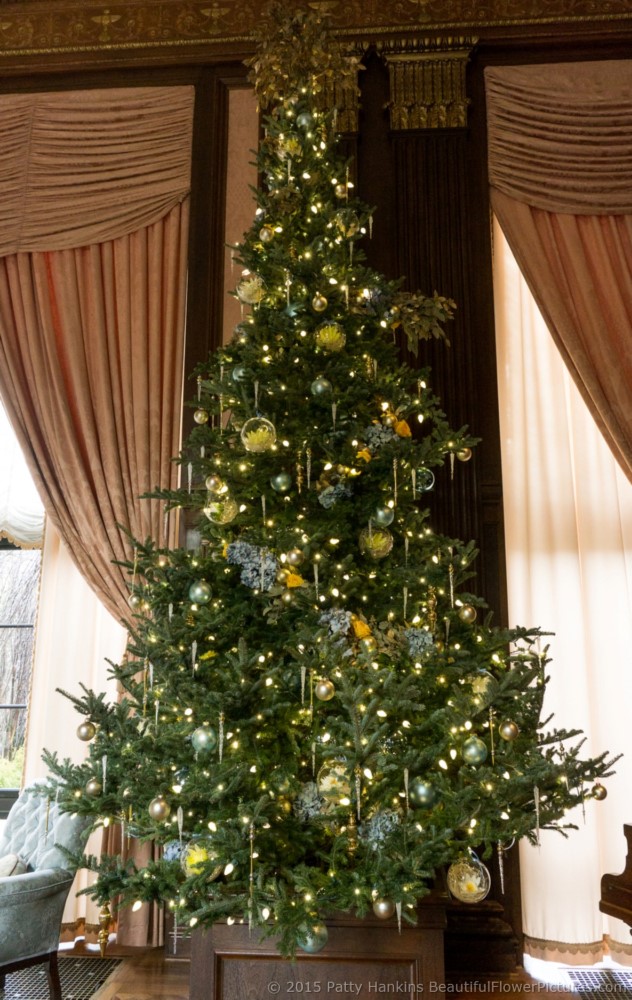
[205,474,223,494]
[77,721,96,742]
[372,899,396,920]
[193,408,209,425]
[499,720,520,741]
[312,292,328,312]
[593,783,608,801]
[85,778,102,797]
[128,592,142,610]
[315,679,335,701]
[259,225,274,243]
[458,604,477,624]
[456,447,472,462]
[148,796,171,821]
[335,183,347,198]
[281,589,294,605]
[277,795,294,815]
[286,548,305,567]
[360,635,377,653]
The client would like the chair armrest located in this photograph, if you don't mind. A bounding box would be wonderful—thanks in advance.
[0,868,74,907]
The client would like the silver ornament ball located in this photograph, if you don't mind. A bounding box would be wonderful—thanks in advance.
[270,472,292,493]
[297,921,328,954]
[408,780,437,809]
[189,580,212,604]
[462,736,488,765]
[374,505,395,527]
[310,376,333,396]
[191,726,217,753]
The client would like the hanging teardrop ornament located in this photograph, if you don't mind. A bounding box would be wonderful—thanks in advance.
[192,640,198,674]
[489,707,496,765]
[497,841,505,894]
[219,712,225,762]
[396,901,402,933]
[404,767,410,812]
[355,766,362,821]
[301,663,307,705]
[393,458,398,504]
[177,806,184,843]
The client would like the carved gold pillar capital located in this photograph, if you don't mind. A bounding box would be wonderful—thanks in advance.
[379,36,478,131]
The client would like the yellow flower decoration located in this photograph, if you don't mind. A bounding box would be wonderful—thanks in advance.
[285,572,305,588]
[351,616,372,639]
[395,419,412,438]
[315,322,346,353]
[183,844,209,875]
[200,650,217,661]
[356,448,372,463]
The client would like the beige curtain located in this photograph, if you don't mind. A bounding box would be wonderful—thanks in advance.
[0,88,193,253]
[0,86,193,619]
[493,220,632,968]
[0,207,189,620]
[485,61,632,484]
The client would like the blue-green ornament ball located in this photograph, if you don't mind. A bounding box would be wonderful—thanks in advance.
[270,471,292,493]
[297,921,328,954]
[374,505,395,527]
[191,726,217,753]
[311,376,332,396]
[462,736,488,765]
[408,779,437,808]
[189,580,212,604]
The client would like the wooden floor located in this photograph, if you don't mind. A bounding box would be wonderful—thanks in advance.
[83,948,568,1000]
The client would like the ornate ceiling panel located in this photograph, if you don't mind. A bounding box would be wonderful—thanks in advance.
[0,0,629,60]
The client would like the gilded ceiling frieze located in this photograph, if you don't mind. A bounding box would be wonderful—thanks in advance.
[0,0,630,56]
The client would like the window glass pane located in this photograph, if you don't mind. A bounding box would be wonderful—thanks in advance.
[0,547,41,789]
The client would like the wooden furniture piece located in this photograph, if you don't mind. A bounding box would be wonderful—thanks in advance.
[600,824,632,931]
[189,899,446,1000]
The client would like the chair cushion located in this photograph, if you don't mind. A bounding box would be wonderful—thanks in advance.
[0,852,27,877]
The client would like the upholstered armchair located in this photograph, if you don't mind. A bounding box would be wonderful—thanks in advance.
[0,787,92,1000]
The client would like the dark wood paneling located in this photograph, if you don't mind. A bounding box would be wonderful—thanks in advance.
[189,900,446,1000]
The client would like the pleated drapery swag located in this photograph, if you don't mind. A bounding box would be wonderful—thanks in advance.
[0,86,194,621]
[485,61,632,484]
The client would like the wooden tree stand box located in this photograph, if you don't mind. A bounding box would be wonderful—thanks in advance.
[189,899,446,1000]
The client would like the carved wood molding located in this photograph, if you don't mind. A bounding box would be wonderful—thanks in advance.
[0,0,629,62]
[379,36,476,130]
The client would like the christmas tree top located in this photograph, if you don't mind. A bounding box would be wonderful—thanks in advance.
[44,4,616,958]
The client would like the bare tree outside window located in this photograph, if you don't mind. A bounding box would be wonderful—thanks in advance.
[0,545,41,788]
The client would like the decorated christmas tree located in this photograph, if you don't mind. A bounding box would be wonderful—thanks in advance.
[44,5,615,958]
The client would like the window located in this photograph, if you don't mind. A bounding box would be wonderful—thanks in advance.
[0,540,41,816]
[0,402,45,817]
